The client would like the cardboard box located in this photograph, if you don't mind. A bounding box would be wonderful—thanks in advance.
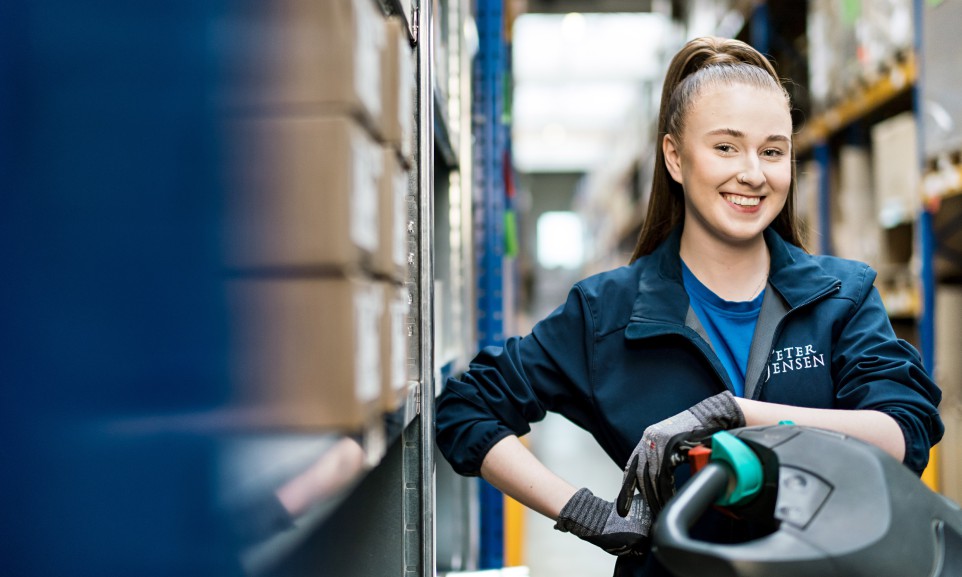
[373,147,409,281]
[936,284,962,407]
[226,115,382,270]
[872,112,920,228]
[796,160,822,250]
[832,146,880,267]
[228,276,383,430]
[939,405,962,505]
[381,284,411,412]
[382,16,415,162]
[224,0,386,133]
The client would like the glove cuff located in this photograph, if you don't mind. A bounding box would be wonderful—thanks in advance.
[554,487,609,537]
[690,390,746,429]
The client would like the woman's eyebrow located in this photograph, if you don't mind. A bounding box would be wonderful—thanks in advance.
[706,128,790,143]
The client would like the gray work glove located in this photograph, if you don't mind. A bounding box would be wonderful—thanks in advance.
[554,487,651,557]
[618,391,745,517]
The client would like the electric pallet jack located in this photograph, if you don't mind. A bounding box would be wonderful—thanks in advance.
[651,424,962,577]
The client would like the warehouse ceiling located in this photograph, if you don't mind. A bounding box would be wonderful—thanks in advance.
[511,10,672,172]
[511,0,759,173]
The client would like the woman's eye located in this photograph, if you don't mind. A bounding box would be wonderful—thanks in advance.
[715,144,734,153]
[762,148,786,158]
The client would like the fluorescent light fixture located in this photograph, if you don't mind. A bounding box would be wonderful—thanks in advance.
[537,211,585,269]
[511,12,668,172]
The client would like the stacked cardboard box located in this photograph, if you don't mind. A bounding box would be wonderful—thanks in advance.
[223,0,415,432]
[871,112,919,229]
[936,285,962,501]
[832,146,880,267]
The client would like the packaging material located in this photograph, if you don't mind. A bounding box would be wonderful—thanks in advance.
[381,284,411,412]
[226,115,382,271]
[374,147,409,282]
[807,0,859,111]
[807,0,913,112]
[228,275,383,430]
[922,0,962,158]
[857,0,913,84]
[223,0,385,134]
[382,16,415,162]
[872,112,920,228]
[832,146,880,267]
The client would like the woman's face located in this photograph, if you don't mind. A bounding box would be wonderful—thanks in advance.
[663,82,792,249]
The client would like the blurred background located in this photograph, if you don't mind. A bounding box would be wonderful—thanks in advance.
[2,1,961,576]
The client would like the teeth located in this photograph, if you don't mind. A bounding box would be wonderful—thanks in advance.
[725,194,760,207]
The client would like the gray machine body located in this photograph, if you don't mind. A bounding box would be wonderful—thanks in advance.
[652,425,962,577]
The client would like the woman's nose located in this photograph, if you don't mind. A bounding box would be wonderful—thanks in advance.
[736,156,765,187]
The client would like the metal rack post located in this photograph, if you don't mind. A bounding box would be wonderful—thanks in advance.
[473,0,507,569]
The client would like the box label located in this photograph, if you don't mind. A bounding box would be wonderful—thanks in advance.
[354,0,384,121]
[351,132,380,252]
[354,284,382,403]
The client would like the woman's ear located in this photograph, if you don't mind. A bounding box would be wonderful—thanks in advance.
[663,134,684,185]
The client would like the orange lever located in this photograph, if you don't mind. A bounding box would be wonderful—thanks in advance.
[688,445,712,474]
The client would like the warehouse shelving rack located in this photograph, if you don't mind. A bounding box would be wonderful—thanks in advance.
[0,0,490,575]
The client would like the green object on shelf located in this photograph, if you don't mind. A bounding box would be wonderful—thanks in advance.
[778,420,796,426]
[504,209,518,257]
[711,431,763,507]
[841,0,861,25]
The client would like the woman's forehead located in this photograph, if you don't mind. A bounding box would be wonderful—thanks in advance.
[685,83,792,130]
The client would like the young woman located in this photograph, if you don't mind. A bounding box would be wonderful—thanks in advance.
[435,37,943,577]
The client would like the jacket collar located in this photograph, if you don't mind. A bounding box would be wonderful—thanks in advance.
[626,227,839,340]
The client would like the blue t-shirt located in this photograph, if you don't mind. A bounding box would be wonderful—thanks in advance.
[681,261,764,397]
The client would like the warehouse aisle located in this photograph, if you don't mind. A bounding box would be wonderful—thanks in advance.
[524,413,624,577]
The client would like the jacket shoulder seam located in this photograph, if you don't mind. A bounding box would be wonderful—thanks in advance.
[573,284,603,423]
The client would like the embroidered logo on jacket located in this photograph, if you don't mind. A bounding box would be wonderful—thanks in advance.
[764,345,826,382]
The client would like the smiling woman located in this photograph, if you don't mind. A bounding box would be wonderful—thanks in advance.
[435,36,944,577]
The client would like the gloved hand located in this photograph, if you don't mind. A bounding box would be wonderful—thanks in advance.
[618,391,745,517]
[554,487,651,557]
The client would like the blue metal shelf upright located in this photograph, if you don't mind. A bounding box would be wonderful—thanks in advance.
[473,0,509,569]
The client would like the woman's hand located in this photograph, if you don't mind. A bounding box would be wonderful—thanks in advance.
[555,488,651,557]
[618,391,745,516]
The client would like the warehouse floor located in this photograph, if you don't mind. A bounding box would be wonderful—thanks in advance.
[525,413,623,576]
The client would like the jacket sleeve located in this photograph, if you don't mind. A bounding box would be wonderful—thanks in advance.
[832,266,944,475]
[435,285,597,477]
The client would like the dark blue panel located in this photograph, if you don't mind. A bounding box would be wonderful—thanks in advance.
[1,2,241,575]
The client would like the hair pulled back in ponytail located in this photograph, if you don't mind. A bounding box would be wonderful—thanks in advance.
[629,37,804,261]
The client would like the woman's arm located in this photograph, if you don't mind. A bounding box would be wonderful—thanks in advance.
[734,398,905,462]
[479,434,578,520]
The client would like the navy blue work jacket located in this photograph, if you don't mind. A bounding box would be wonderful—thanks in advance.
[436,228,943,574]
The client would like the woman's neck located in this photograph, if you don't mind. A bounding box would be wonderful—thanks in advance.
[679,229,770,302]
